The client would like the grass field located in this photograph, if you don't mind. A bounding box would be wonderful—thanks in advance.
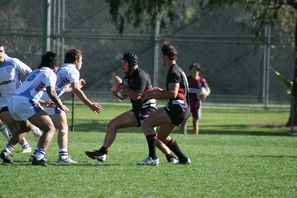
[0,104,297,197]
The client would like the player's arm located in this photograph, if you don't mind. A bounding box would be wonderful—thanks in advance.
[64,79,86,93]
[113,74,142,101]
[118,84,142,101]
[46,86,68,112]
[142,82,179,100]
[71,82,102,113]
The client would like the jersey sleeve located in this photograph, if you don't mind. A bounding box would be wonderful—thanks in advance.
[69,68,80,84]
[13,58,32,75]
[45,70,57,87]
[168,69,182,84]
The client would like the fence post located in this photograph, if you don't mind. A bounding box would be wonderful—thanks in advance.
[43,0,51,52]
[153,12,161,87]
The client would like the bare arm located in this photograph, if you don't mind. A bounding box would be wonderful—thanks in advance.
[46,86,68,112]
[71,82,102,113]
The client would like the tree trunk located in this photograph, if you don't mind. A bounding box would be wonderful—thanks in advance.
[286,21,297,127]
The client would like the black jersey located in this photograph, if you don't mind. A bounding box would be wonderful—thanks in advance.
[166,64,189,108]
[123,68,157,110]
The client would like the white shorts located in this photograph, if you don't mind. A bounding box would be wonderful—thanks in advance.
[8,95,45,121]
[0,94,9,110]
[43,105,63,115]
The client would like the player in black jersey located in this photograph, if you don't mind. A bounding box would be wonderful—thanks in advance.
[140,43,191,165]
[85,52,178,163]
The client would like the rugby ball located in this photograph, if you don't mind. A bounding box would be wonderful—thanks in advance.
[196,87,207,99]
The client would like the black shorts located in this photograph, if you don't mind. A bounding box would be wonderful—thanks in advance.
[0,106,9,113]
[164,104,190,126]
[131,106,157,127]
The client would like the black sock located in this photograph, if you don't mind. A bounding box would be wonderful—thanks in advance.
[146,134,157,159]
[99,146,108,154]
[166,138,187,161]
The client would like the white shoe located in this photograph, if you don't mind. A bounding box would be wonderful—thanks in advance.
[168,157,179,164]
[137,157,159,166]
[21,147,32,153]
[58,157,78,164]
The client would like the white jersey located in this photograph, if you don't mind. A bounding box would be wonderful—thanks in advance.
[42,63,80,101]
[14,67,57,102]
[0,55,32,97]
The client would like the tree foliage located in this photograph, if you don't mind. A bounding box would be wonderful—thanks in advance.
[106,0,297,42]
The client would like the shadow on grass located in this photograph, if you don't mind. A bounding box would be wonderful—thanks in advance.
[70,120,293,137]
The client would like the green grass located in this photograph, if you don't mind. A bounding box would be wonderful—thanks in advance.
[0,104,296,197]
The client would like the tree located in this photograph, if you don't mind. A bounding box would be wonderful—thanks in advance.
[105,0,297,126]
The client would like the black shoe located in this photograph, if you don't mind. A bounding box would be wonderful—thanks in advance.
[178,158,191,165]
[0,150,13,163]
[85,150,106,162]
[31,156,47,166]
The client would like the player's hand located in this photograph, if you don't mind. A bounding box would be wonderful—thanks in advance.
[152,87,163,93]
[112,74,122,87]
[61,105,69,113]
[90,103,103,114]
[80,79,86,88]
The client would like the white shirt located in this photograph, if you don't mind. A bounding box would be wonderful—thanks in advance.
[41,63,80,101]
[0,55,32,97]
[14,67,57,102]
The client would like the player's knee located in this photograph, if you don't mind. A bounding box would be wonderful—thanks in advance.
[107,121,118,132]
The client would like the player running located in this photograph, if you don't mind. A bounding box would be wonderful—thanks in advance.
[0,51,68,165]
[139,42,191,165]
[41,49,102,164]
[85,52,179,164]
[0,43,42,154]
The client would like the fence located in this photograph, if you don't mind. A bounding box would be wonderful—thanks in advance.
[0,0,294,133]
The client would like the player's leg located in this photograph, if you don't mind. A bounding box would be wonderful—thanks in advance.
[158,126,191,164]
[155,129,179,163]
[0,119,11,141]
[193,117,199,135]
[28,110,56,166]
[139,108,173,165]
[178,118,188,134]
[85,110,138,162]
[0,108,33,153]
[50,111,76,164]
[193,106,201,135]
[0,110,32,163]
[31,125,43,142]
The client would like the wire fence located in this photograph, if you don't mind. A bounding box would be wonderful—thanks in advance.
[0,0,294,134]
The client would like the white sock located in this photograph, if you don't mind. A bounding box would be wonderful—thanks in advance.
[59,148,68,159]
[21,140,31,150]
[31,125,43,142]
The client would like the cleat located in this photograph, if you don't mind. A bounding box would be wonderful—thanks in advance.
[21,147,32,153]
[31,156,47,166]
[28,155,33,162]
[85,150,106,162]
[137,157,159,166]
[0,150,13,163]
[58,157,78,164]
[168,156,179,164]
[178,158,191,165]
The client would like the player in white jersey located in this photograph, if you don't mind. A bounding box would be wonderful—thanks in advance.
[41,49,102,164]
[0,44,42,153]
[0,51,69,166]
